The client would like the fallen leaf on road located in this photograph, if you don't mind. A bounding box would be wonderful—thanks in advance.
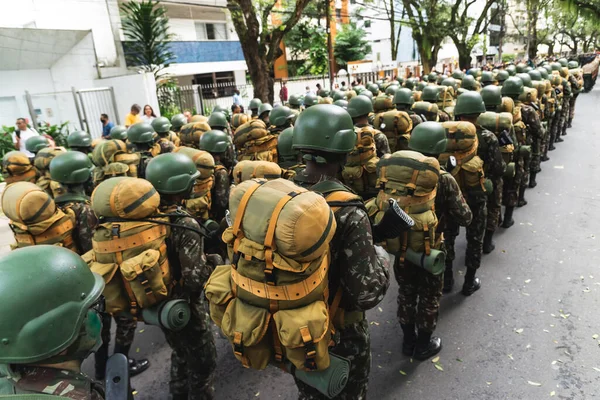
[139,329,145,333]
[526,344,531,349]
[456,358,463,362]
[564,351,571,356]
[583,288,590,293]
[551,360,557,365]
[488,313,493,317]
[551,314,556,317]
[136,347,140,353]
[593,367,600,372]
[528,381,542,386]
[507,276,511,280]
[543,329,550,333]
[560,313,570,319]
[515,328,524,334]
[550,391,556,396]
[508,354,514,360]
[255,392,260,397]
[486,382,492,385]
[580,276,585,280]
[399,370,407,376]
[132,391,138,396]
[525,279,531,284]
[523,293,530,296]
[434,364,444,371]
[370,321,380,326]
[432,356,440,363]
[554,165,564,169]
[378,307,383,312]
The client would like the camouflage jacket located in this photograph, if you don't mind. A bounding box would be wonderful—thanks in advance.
[518,102,544,141]
[156,137,176,154]
[568,74,581,94]
[435,171,473,232]
[210,164,230,222]
[408,111,424,128]
[57,199,98,255]
[4,366,104,399]
[294,175,391,312]
[476,125,506,180]
[374,131,391,158]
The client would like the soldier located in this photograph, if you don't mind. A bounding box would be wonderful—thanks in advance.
[249,98,262,119]
[303,93,319,109]
[347,95,391,158]
[567,61,582,128]
[127,122,157,178]
[0,245,106,399]
[288,93,303,111]
[171,113,188,134]
[517,77,544,189]
[277,127,304,180]
[334,99,349,109]
[480,71,496,87]
[199,129,233,222]
[257,103,273,125]
[398,122,472,359]
[449,92,504,294]
[109,125,128,141]
[496,70,510,85]
[25,135,50,160]
[152,116,180,152]
[268,105,295,135]
[460,75,480,92]
[292,104,390,399]
[145,153,221,400]
[207,111,231,136]
[67,130,93,154]
[1,151,38,184]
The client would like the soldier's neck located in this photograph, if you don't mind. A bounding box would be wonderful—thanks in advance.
[304,161,339,181]
[34,360,81,373]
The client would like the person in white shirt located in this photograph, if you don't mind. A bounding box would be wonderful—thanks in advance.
[140,104,156,123]
[13,118,39,157]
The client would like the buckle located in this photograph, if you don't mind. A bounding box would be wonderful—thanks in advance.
[264,268,276,285]
[111,224,121,238]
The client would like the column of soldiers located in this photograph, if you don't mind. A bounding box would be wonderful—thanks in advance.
[0,55,586,400]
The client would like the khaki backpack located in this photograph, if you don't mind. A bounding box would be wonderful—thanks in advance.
[373,95,393,113]
[92,139,140,179]
[2,151,38,184]
[2,182,76,251]
[341,126,379,199]
[439,121,488,195]
[231,113,251,133]
[179,121,211,149]
[235,120,278,163]
[366,151,440,257]
[477,111,515,163]
[34,147,66,197]
[174,147,216,220]
[233,160,282,184]
[87,177,172,317]
[205,178,338,371]
[373,110,414,152]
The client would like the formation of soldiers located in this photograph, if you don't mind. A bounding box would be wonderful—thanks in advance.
[0,55,593,400]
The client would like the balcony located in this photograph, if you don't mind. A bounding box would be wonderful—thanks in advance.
[122,40,244,66]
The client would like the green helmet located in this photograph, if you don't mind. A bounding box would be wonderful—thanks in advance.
[396,76,405,85]
[199,129,231,153]
[527,70,542,81]
[151,117,172,134]
[303,94,319,108]
[249,98,262,111]
[536,68,549,80]
[269,106,295,127]
[506,65,517,76]
[367,83,380,96]
[454,91,486,116]
[258,103,273,117]
[516,63,527,73]
[568,60,579,69]
[66,131,92,149]
[436,75,446,85]
[404,78,418,90]
[523,66,532,73]
[416,82,428,92]
[550,62,562,71]
[332,90,346,101]
[213,105,229,119]
[0,245,104,364]
[393,88,415,106]
[359,90,373,100]
[428,72,438,82]
[385,84,400,96]
[421,86,440,102]
[145,153,200,195]
[496,70,510,83]
[353,85,365,95]
[127,122,155,144]
[109,125,128,140]
[49,150,92,184]
[516,73,533,88]
[207,111,228,129]
[501,77,524,97]
[481,71,494,84]
[171,114,188,130]
[318,89,330,98]
[292,104,355,155]
[452,70,465,80]
[277,127,297,159]
[289,94,303,107]
[25,136,49,154]
[461,75,478,91]
[558,58,568,67]
[480,85,503,108]
[467,68,481,78]
[347,95,374,118]
[408,122,448,155]
[441,77,458,90]
[543,65,553,75]
[333,99,348,109]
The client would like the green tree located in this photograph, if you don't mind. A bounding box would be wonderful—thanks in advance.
[334,23,372,70]
[120,0,176,88]
[285,21,328,76]
[228,0,311,103]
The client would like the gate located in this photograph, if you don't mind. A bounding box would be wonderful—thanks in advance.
[74,87,120,138]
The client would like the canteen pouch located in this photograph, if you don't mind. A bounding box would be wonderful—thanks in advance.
[341,156,378,196]
[204,265,234,327]
[119,249,169,309]
[89,260,129,315]
[273,301,331,371]
[221,298,272,370]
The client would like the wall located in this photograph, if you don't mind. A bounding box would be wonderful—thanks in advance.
[165,60,248,77]
[0,69,56,128]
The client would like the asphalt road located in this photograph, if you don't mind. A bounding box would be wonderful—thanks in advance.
[76,87,600,399]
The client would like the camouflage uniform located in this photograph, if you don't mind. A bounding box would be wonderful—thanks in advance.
[397,172,472,331]
[518,102,544,183]
[210,164,230,222]
[568,74,580,125]
[163,209,218,400]
[477,126,506,234]
[374,131,391,158]
[5,366,104,399]
[55,198,97,254]
[558,84,570,137]
[156,137,176,154]
[294,175,390,400]
[543,88,558,156]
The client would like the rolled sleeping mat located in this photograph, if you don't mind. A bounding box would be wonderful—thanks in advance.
[405,248,446,276]
[504,162,516,179]
[292,353,351,399]
[141,299,191,331]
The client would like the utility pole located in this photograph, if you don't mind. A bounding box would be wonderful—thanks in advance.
[326,0,335,89]
[498,0,506,63]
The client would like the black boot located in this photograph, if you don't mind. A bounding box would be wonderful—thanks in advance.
[114,344,150,377]
[94,342,109,381]
[401,323,417,356]
[483,230,495,254]
[501,206,515,228]
[549,143,556,150]
[517,186,528,207]
[555,135,564,142]
[567,120,573,128]
[541,154,550,162]
[462,268,481,296]
[413,330,442,361]
[443,262,454,293]
[528,172,537,188]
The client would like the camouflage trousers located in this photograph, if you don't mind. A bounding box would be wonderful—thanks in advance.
[559,101,569,136]
[394,258,443,332]
[486,177,503,232]
[96,313,137,378]
[550,111,561,144]
[542,116,555,157]
[569,95,578,123]
[444,193,487,270]
[529,127,543,174]
[296,319,371,400]
[503,153,524,207]
[164,297,216,400]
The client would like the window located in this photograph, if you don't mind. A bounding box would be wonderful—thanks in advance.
[195,22,228,41]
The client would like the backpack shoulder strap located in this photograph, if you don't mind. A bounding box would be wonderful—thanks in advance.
[312,181,365,213]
